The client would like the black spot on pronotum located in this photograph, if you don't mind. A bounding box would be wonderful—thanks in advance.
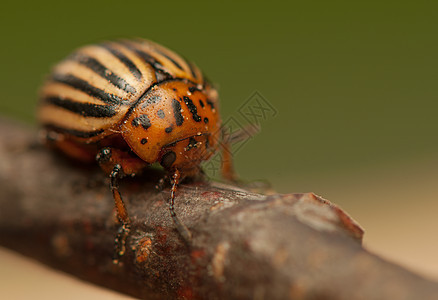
[183,96,202,122]
[141,138,148,144]
[149,96,161,104]
[203,117,209,124]
[132,114,151,130]
[165,126,173,133]
[157,109,165,119]
[172,99,184,126]
[161,151,176,169]
[186,137,198,151]
[142,95,162,108]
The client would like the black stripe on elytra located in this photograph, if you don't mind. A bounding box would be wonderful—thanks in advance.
[154,49,184,71]
[188,62,198,79]
[131,114,151,130]
[121,42,172,80]
[99,43,142,81]
[44,96,117,118]
[69,53,136,94]
[183,96,202,122]
[52,73,126,105]
[45,124,104,138]
[172,99,184,126]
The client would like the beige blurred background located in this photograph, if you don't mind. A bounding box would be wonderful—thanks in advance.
[1,0,437,297]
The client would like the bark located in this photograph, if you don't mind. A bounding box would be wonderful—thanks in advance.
[0,117,437,300]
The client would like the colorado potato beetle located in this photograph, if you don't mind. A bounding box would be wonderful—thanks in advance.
[38,38,237,262]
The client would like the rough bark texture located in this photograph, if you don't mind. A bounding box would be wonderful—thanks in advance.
[0,117,437,299]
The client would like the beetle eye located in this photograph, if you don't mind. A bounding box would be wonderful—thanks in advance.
[160,151,176,169]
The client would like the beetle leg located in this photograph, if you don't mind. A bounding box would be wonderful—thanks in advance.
[219,125,240,182]
[96,147,148,176]
[96,147,148,264]
[169,169,192,243]
[219,126,275,194]
[220,139,238,182]
[220,142,274,194]
[110,164,131,263]
[220,124,259,183]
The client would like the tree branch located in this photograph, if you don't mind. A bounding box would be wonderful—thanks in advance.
[0,117,437,299]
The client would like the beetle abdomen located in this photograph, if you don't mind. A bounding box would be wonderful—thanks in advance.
[38,39,204,142]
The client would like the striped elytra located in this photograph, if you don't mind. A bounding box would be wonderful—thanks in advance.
[38,38,221,173]
[38,39,234,262]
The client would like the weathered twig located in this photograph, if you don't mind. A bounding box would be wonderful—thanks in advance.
[0,117,437,299]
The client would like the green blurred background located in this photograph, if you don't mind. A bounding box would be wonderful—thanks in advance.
[1,0,437,296]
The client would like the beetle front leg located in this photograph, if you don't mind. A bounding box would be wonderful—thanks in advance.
[220,123,260,183]
[220,126,240,183]
[96,147,148,264]
[169,169,192,243]
[220,127,274,194]
[220,139,238,183]
[109,164,131,263]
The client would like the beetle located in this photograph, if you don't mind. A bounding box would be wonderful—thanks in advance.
[38,38,237,262]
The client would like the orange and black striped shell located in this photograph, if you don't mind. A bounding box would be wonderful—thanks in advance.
[38,39,221,172]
